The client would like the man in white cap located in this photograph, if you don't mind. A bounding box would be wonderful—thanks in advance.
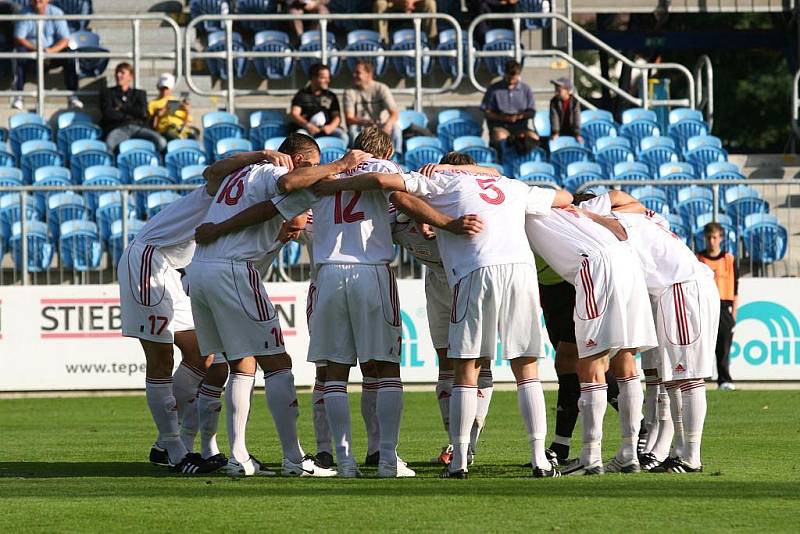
[148,72,197,145]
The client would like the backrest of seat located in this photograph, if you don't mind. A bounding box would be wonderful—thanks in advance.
[254,30,291,47]
[119,138,157,154]
[686,135,722,151]
[581,109,614,124]
[71,139,108,155]
[203,111,240,129]
[34,166,71,184]
[21,140,58,155]
[347,29,381,46]
[452,135,486,151]
[659,162,695,178]
[485,28,514,44]
[133,165,171,183]
[249,110,285,129]
[669,108,704,125]
[566,161,602,177]
[594,136,630,152]
[406,136,443,152]
[613,161,650,178]
[10,113,46,130]
[56,111,94,129]
[640,135,675,152]
[549,136,582,152]
[621,108,657,124]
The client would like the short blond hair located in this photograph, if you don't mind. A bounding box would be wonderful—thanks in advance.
[353,127,393,159]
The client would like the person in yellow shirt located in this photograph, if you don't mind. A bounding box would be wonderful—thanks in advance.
[148,73,198,145]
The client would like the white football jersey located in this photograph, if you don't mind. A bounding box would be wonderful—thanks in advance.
[193,162,288,267]
[390,210,446,276]
[525,207,624,284]
[402,170,554,286]
[275,158,400,265]
[132,186,214,268]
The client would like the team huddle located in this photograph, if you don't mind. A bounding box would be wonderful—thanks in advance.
[119,126,719,478]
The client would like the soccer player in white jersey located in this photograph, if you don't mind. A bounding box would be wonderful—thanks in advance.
[187,133,370,477]
[578,191,719,473]
[315,151,573,478]
[118,148,292,473]
[525,197,658,475]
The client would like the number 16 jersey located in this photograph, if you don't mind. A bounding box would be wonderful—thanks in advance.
[193,162,289,266]
[402,170,556,287]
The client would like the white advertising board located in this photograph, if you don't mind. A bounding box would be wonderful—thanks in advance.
[0,278,797,391]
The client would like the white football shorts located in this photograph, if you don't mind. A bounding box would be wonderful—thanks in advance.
[640,294,664,370]
[448,263,546,360]
[573,243,658,359]
[425,267,451,350]
[656,273,720,382]
[186,259,286,361]
[308,263,402,366]
[119,241,194,343]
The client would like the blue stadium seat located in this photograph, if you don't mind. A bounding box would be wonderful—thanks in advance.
[0,145,16,168]
[253,30,294,80]
[53,0,93,31]
[33,166,71,212]
[119,139,157,154]
[117,145,161,184]
[146,191,181,218]
[10,220,54,272]
[69,139,112,184]
[742,218,787,264]
[694,213,737,253]
[278,240,303,267]
[612,161,650,190]
[316,136,348,151]
[580,110,617,150]
[20,140,63,184]
[630,185,669,215]
[190,0,231,33]
[563,161,603,193]
[236,0,278,32]
[398,110,429,131]
[550,142,591,182]
[620,108,660,154]
[405,145,446,170]
[204,122,245,160]
[321,146,346,164]
[533,109,551,138]
[181,165,207,189]
[250,122,287,152]
[685,135,722,152]
[437,118,481,151]
[406,136,442,152]
[668,108,708,153]
[166,145,207,181]
[707,161,745,206]
[436,28,474,79]
[482,29,517,77]
[48,191,89,238]
[685,136,727,178]
[452,135,486,151]
[0,167,23,187]
[519,161,558,186]
[594,137,634,177]
[263,136,285,151]
[550,135,584,152]
[659,162,697,206]
[216,137,253,160]
[109,218,146,265]
[666,213,691,246]
[59,219,103,271]
[0,128,6,144]
[83,165,121,212]
[639,135,678,176]
[56,111,94,130]
[9,121,51,158]
[203,111,240,129]
[298,30,340,76]
[56,121,101,159]
[96,192,136,240]
[676,185,714,231]
[68,30,110,78]
[725,186,768,232]
[502,147,546,180]
[438,109,473,125]
[345,30,386,77]
[391,29,432,78]
[133,166,175,217]
[1,193,43,238]
[206,31,248,80]
[462,146,498,164]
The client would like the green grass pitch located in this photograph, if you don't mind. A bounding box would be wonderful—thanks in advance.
[1,389,798,532]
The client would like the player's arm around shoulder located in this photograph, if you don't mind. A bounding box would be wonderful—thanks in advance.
[312,171,407,196]
[278,150,371,193]
[203,149,294,195]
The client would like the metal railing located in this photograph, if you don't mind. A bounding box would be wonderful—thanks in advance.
[0,13,182,116]
[791,68,800,146]
[575,178,800,277]
[467,13,698,112]
[186,13,463,113]
[694,55,714,129]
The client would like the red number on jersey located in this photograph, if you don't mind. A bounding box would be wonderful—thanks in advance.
[147,315,169,335]
[333,191,365,224]
[475,178,506,205]
[216,173,245,206]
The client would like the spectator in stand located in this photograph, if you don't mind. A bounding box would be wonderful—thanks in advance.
[697,222,738,392]
[148,73,198,142]
[285,1,330,42]
[373,0,437,44]
[480,59,538,154]
[100,62,167,153]
[12,0,81,110]
[289,63,348,145]
[549,77,582,142]
[344,60,402,154]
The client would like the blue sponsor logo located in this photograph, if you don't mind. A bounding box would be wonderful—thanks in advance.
[730,301,800,366]
[400,310,423,367]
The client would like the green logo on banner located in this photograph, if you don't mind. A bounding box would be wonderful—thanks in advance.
[730,301,800,366]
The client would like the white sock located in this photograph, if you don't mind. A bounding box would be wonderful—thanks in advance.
[517,378,549,470]
[312,380,332,454]
[435,370,453,440]
[667,383,685,458]
[449,385,478,472]
[324,381,353,465]
[264,368,304,464]
[198,384,223,459]
[145,377,187,464]
[226,372,254,464]
[679,380,707,467]
[173,362,205,424]
[471,367,494,454]
[179,391,199,452]
[578,383,607,467]
[615,376,643,463]
[643,375,661,453]
[651,385,674,461]
[376,378,404,467]
[361,376,380,456]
